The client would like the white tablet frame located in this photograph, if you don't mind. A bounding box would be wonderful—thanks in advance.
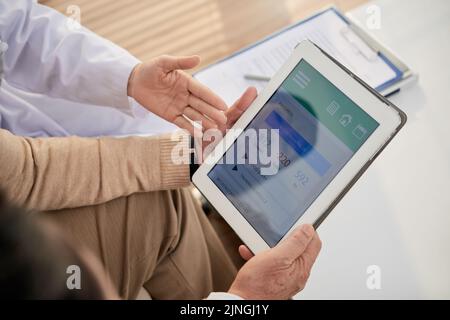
[192,40,405,253]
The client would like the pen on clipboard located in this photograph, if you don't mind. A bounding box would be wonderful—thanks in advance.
[340,25,378,61]
[244,74,271,81]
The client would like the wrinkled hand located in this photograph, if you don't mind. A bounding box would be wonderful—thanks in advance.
[128,55,228,135]
[229,224,322,300]
[221,87,258,133]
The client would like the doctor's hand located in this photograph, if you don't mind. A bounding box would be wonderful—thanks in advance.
[228,224,322,300]
[127,55,228,135]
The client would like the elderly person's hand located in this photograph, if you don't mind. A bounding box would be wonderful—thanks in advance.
[220,86,258,133]
[127,55,228,135]
[229,224,322,300]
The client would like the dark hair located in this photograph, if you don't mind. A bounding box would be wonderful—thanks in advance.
[0,191,105,299]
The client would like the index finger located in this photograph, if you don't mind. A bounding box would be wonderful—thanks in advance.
[188,78,227,111]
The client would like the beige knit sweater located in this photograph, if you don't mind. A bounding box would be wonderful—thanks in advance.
[0,129,190,212]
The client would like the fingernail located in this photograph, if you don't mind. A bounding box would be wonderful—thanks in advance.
[301,224,314,238]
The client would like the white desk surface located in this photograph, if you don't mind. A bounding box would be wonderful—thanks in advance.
[297,0,450,299]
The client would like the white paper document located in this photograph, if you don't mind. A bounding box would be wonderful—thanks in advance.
[195,9,398,106]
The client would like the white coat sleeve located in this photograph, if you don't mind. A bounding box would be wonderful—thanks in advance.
[206,292,244,300]
[0,0,140,114]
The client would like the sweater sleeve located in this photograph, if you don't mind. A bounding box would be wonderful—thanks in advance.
[0,129,190,212]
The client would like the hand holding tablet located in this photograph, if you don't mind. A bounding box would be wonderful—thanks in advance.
[193,40,406,254]
[229,224,321,300]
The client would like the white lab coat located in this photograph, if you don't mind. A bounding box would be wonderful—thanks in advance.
[0,0,176,138]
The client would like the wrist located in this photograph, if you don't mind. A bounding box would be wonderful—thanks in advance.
[127,63,141,98]
[228,277,266,300]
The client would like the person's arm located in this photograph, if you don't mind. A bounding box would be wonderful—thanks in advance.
[0,128,190,212]
[0,86,254,213]
[0,0,138,114]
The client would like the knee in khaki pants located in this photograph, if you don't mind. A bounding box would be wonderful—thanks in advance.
[40,188,237,299]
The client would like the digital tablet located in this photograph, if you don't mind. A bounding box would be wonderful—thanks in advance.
[192,40,406,253]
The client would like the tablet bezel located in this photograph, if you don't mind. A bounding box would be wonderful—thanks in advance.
[193,40,405,253]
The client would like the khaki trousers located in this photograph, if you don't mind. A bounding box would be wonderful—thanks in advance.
[40,188,237,300]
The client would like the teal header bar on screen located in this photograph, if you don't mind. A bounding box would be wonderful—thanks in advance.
[282,60,379,152]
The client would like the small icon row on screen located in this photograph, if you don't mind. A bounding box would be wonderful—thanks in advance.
[326,100,367,140]
[352,124,368,140]
[339,114,352,127]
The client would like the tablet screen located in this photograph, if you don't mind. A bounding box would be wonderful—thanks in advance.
[208,60,379,246]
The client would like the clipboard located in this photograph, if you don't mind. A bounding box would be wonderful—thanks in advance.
[342,9,417,96]
[194,6,417,104]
